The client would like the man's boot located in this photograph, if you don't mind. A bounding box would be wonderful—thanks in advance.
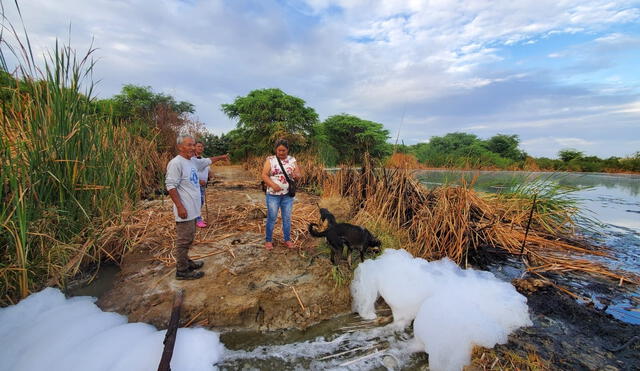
[187,259,204,270]
[176,270,204,280]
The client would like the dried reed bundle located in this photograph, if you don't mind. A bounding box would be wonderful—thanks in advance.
[321,157,638,284]
[242,156,264,177]
[384,153,424,169]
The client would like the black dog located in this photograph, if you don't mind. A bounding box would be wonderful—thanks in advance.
[309,213,381,265]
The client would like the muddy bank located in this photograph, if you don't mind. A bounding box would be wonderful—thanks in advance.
[473,247,639,370]
[98,166,351,331]
[493,283,639,370]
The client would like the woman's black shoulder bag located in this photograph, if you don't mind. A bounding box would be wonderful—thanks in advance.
[276,157,296,197]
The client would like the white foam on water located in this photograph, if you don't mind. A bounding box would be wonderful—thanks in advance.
[222,323,415,370]
[351,249,532,371]
[0,288,224,371]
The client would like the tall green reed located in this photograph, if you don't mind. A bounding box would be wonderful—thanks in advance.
[0,9,158,305]
[494,174,600,236]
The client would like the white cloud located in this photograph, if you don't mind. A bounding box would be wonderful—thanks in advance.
[555,137,595,147]
[1,0,639,157]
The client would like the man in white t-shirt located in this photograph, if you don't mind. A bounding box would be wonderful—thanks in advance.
[166,135,229,280]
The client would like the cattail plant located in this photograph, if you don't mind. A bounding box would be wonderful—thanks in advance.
[0,7,162,305]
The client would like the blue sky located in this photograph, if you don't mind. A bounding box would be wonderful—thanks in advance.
[3,0,640,158]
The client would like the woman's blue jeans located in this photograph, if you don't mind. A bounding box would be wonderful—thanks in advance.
[265,194,294,242]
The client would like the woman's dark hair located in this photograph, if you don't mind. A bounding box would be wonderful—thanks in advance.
[274,138,289,150]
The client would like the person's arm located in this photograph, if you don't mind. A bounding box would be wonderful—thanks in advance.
[168,189,187,219]
[292,161,302,181]
[200,167,210,187]
[166,162,187,219]
[287,157,301,180]
[261,159,282,192]
[209,153,230,163]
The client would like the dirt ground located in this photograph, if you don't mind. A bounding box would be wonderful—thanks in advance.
[98,166,351,331]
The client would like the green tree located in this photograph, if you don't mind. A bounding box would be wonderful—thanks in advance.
[410,132,520,168]
[558,149,584,162]
[319,114,390,164]
[621,152,640,172]
[199,132,231,156]
[221,88,318,157]
[103,84,194,120]
[484,134,525,161]
[97,85,196,151]
[226,127,253,161]
[430,132,479,151]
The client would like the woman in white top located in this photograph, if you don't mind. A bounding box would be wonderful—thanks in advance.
[261,139,301,250]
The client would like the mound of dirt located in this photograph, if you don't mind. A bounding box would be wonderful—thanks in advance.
[98,233,350,331]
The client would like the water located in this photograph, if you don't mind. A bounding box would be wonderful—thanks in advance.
[415,170,640,324]
[65,264,120,298]
[219,308,429,370]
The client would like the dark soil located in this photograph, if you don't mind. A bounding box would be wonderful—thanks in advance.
[472,247,640,370]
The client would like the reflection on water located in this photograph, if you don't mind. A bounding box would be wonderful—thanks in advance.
[65,264,120,298]
[415,170,640,196]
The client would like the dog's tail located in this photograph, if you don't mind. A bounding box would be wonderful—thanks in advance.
[308,223,327,237]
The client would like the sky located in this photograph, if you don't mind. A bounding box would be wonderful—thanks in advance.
[2,0,640,158]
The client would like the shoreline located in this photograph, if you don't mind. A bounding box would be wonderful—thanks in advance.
[63,164,640,368]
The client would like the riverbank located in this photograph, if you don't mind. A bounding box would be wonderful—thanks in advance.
[87,165,638,369]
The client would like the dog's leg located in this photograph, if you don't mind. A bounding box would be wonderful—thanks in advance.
[359,235,370,262]
[330,248,337,265]
[342,238,355,267]
[328,235,345,265]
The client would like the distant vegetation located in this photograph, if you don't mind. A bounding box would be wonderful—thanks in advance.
[533,149,640,173]
[218,90,638,172]
[404,133,639,173]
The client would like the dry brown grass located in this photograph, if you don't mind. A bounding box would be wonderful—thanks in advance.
[80,154,637,288]
[320,156,638,285]
[467,345,551,370]
[91,187,321,269]
[384,153,425,169]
